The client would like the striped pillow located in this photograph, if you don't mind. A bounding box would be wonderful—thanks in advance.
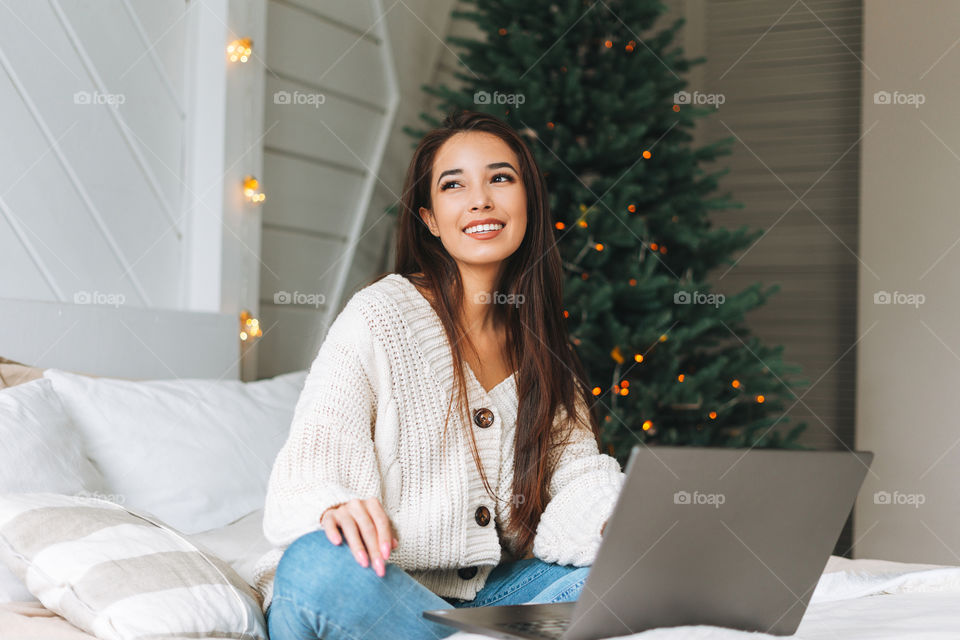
[0,493,266,640]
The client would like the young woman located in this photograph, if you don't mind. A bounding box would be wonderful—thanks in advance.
[254,109,625,640]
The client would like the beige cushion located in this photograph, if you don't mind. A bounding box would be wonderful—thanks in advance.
[0,493,267,640]
[0,358,42,390]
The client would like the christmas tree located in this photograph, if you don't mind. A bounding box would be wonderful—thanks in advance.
[401,0,808,463]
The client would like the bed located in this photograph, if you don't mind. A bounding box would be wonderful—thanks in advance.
[1,329,959,639]
[2,515,959,640]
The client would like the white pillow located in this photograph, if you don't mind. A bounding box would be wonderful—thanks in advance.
[0,492,266,640]
[43,369,307,534]
[0,378,102,494]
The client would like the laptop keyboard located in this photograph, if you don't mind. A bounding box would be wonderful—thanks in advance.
[497,618,569,639]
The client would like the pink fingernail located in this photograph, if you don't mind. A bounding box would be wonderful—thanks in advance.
[374,557,384,577]
[381,541,390,560]
[357,550,367,567]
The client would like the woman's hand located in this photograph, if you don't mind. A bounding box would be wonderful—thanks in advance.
[320,498,399,578]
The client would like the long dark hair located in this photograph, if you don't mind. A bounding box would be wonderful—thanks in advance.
[373,109,602,559]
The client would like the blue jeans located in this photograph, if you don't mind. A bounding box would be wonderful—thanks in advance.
[267,530,591,640]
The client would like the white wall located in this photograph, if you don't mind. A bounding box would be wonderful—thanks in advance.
[0,0,266,380]
[0,0,192,308]
[854,1,960,563]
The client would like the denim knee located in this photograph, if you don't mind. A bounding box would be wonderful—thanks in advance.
[273,530,355,604]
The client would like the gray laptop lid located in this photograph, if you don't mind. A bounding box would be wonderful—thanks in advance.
[564,446,873,639]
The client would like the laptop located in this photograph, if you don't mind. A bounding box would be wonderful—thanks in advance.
[424,445,873,639]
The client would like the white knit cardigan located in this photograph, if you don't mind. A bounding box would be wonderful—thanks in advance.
[251,273,625,612]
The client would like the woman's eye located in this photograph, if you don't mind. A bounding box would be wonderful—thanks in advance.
[439,173,514,191]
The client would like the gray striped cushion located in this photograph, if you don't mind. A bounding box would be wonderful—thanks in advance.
[0,493,266,640]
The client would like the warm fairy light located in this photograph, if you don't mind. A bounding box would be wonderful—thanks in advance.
[673,104,680,112]
[619,387,629,395]
[628,278,637,286]
[498,28,507,36]
[659,334,667,342]
[227,38,253,63]
[547,122,555,129]
[621,380,629,387]
[578,220,588,228]
[677,374,685,382]
[239,310,262,341]
[642,420,653,431]
[627,204,636,213]
[660,245,667,254]
[756,395,765,403]
[592,386,602,396]
[732,379,741,388]
[709,411,717,419]
[634,353,643,363]
[595,243,604,251]
[555,221,566,230]
[650,242,659,251]
[604,40,613,48]
[642,150,652,159]
[562,309,569,318]
[243,175,265,203]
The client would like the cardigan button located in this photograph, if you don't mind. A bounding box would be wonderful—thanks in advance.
[457,566,478,580]
[473,408,495,428]
[475,505,491,526]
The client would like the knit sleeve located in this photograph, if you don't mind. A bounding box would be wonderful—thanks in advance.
[532,395,625,566]
[262,298,382,548]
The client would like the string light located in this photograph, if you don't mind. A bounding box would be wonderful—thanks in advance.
[677,374,685,382]
[243,175,265,203]
[709,411,717,419]
[239,310,262,341]
[642,150,652,159]
[555,221,566,230]
[642,420,653,431]
[634,353,643,362]
[595,243,604,251]
[227,38,253,63]
[756,395,765,403]
[731,379,741,388]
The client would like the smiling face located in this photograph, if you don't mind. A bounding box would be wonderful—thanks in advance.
[419,131,527,274]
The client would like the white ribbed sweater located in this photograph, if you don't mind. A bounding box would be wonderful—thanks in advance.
[251,273,625,612]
